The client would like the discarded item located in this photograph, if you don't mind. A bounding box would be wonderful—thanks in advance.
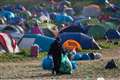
[105,59,118,69]
[59,54,72,74]
[42,55,54,70]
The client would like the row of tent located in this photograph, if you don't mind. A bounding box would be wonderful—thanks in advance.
[0,0,120,53]
[0,32,100,53]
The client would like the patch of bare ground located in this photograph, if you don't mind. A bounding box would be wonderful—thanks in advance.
[0,47,120,79]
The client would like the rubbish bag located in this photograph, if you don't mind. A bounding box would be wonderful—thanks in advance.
[59,54,72,74]
[73,53,82,60]
[42,55,54,70]
[71,61,78,70]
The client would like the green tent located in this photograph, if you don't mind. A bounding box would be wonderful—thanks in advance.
[18,34,54,51]
[103,22,116,31]
[27,18,41,28]
[80,18,100,26]
[40,23,57,37]
[18,11,32,19]
[87,24,106,39]
[87,22,117,39]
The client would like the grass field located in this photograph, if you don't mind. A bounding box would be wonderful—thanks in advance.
[0,0,120,79]
[0,41,120,79]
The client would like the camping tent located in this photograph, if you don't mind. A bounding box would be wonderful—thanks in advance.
[18,34,54,51]
[59,25,86,34]
[0,32,19,53]
[105,29,120,40]
[40,23,58,37]
[59,32,101,49]
[82,4,101,17]
[7,16,24,25]
[0,11,15,20]
[52,12,73,25]
[87,24,107,39]
[87,22,116,39]
[18,10,32,20]
[2,25,24,42]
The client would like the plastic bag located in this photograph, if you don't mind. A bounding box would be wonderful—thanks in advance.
[59,54,72,74]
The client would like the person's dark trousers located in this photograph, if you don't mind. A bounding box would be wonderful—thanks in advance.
[52,54,62,74]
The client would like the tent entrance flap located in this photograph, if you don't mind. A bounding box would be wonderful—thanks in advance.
[19,38,35,49]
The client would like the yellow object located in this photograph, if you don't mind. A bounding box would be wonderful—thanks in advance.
[63,39,82,51]
[0,18,5,24]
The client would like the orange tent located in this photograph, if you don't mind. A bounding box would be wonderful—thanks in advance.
[63,39,81,51]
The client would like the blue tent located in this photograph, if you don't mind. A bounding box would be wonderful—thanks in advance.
[105,29,120,40]
[7,16,24,25]
[95,0,107,4]
[54,13,73,25]
[59,32,101,49]
[18,34,55,51]
[0,11,15,20]
[59,25,87,34]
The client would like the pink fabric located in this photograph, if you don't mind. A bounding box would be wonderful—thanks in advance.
[32,26,43,34]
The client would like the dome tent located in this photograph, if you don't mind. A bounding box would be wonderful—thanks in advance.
[82,4,101,17]
[105,29,120,40]
[18,34,54,51]
[0,10,15,20]
[0,32,19,53]
[40,23,58,38]
[87,22,117,39]
[18,10,32,20]
[59,25,87,34]
[52,12,73,25]
[60,32,101,49]
[87,24,107,39]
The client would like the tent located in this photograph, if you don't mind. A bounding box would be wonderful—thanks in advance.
[87,22,116,39]
[59,32,101,49]
[7,16,24,25]
[18,10,32,20]
[59,25,86,34]
[40,23,58,37]
[2,25,24,42]
[0,18,5,24]
[0,11,15,20]
[118,26,120,32]
[105,29,120,40]
[87,24,107,39]
[95,0,107,4]
[0,32,19,53]
[52,12,73,25]
[80,18,100,26]
[82,4,101,17]
[18,34,54,51]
